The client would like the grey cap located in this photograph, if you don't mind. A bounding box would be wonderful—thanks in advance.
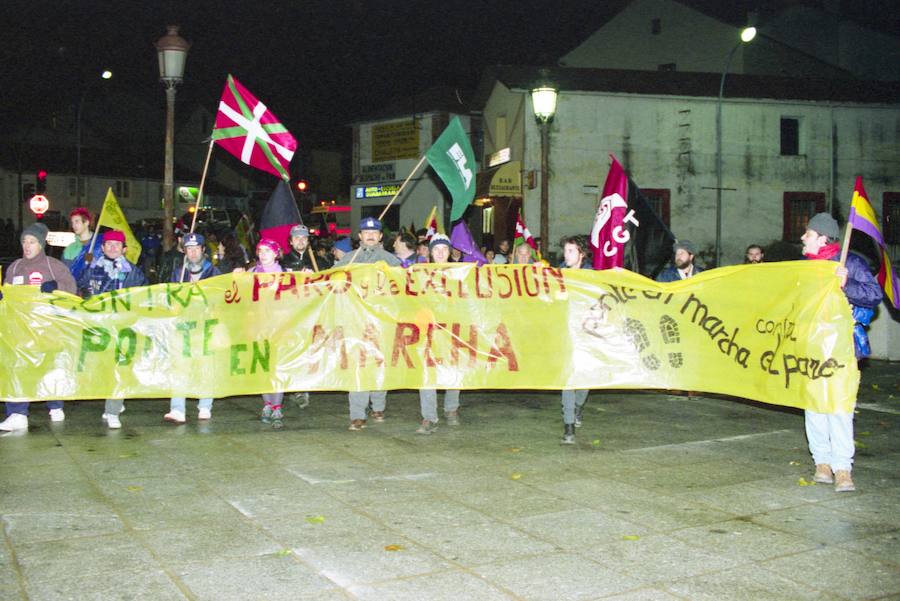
[806,213,840,239]
[673,239,696,255]
[290,224,309,238]
[21,222,49,248]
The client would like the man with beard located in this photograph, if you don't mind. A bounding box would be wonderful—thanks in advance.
[656,240,704,282]
[745,244,764,264]
[281,224,317,272]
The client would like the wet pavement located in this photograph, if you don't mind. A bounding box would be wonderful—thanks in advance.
[1,361,898,600]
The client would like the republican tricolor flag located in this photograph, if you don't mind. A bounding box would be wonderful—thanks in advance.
[212,74,297,180]
[848,177,899,309]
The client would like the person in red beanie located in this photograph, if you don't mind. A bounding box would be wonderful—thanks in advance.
[77,229,147,429]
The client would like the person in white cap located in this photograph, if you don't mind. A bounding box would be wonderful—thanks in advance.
[334,217,401,430]
[164,232,220,424]
[415,234,462,434]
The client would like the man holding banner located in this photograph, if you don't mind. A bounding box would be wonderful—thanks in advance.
[801,213,882,492]
[335,217,401,430]
[78,230,148,429]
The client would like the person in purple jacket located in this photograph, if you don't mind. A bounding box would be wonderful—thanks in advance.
[801,213,883,492]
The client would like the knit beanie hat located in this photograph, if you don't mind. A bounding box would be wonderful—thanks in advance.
[21,222,49,248]
[806,213,840,240]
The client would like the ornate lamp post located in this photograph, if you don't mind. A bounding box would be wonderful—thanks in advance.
[530,80,558,249]
[155,25,190,251]
[715,24,756,266]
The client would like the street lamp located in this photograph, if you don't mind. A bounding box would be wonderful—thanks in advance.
[155,25,190,251]
[75,69,113,204]
[715,24,757,266]
[531,79,558,250]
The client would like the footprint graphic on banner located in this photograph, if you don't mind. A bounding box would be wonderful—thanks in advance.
[659,315,683,368]
[623,316,684,371]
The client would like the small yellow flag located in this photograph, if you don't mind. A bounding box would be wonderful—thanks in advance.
[96,188,142,264]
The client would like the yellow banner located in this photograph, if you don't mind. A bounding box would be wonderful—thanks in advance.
[0,262,858,413]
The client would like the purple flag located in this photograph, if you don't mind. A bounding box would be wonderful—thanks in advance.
[450,220,488,265]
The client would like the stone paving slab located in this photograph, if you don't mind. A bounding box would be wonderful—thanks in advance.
[1,360,898,600]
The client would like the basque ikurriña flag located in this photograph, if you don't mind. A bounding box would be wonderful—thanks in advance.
[426,117,476,222]
[423,206,443,240]
[848,176,900,309]
[513,210,539,260]
[590,155,675,278]
[212,74,297,180]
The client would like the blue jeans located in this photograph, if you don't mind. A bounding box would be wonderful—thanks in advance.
[419,390,460,422]
[170,397,213,412]
[6,401,64,416]
[349,391,386,420]
[561,390,589,425]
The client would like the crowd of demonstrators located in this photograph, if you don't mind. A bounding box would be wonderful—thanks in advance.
[78,230,148,429]
[558,235,593,445]
[415,233,462,435]
[0,211,886,496]
[334,217,401,430]
[0,223,77,431]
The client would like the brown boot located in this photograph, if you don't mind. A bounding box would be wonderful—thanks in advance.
[348,419,367,431]
[813,464,834,484]
[834,470,855,492]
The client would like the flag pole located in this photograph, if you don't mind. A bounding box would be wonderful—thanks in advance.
[347,154,427,265]
[84,189,111,263]
[838,222,853,268]
[180,138,216,281]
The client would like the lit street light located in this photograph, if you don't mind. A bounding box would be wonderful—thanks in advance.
[155,25,190,251]
[531,76,558,251]
[715,24,757,266]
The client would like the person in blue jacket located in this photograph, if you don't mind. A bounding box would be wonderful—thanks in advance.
[801,213,883,492]
[164,232,221,424]
[656,240,704,282]
[78,230,148,429]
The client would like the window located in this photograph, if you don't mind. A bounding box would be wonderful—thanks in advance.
[651,18,661,34]
[783,192,825,241]
[885,192,900,244]
[115,180,130,198]
[780,117,800,155]
[642,189,671,228]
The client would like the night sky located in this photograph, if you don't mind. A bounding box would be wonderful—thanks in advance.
[2,0,897,151]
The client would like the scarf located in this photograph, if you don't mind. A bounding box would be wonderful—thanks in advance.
[803,242,840,261]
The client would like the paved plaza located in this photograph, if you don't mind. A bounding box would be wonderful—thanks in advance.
[1,362,898,600]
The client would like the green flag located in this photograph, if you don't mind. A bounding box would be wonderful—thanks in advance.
[425,117,476,222]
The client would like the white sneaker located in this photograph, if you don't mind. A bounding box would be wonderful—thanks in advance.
[0,413,28,431]
[102,413,122,429]
[49,408,65,422]
[197,408,212,420]
[164,410,186,424]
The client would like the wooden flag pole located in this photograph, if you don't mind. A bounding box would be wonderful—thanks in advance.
[838,222,853,268]
[180,139,216,281]
[347,154,428,265]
